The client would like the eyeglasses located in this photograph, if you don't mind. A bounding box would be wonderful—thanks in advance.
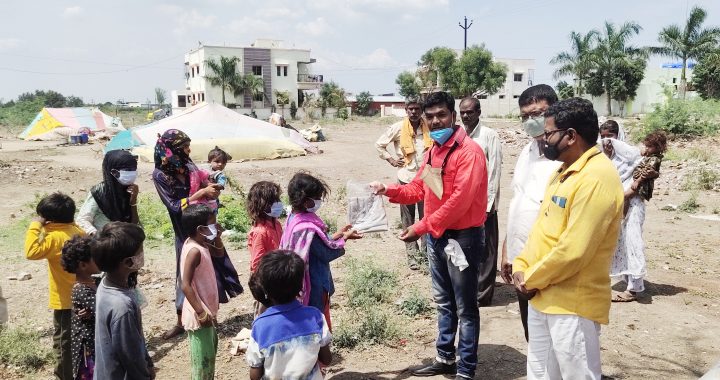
[520,111,545,122]
[543,128,569,139]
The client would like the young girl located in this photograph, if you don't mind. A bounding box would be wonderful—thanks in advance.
[611,131,667,302]
[247,181,284,273]
[246,250,332,380]
[61,236,101,380]
[180,204,222,379]
[281,172,362,329]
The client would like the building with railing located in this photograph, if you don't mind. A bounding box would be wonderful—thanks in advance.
[171,39,322,114]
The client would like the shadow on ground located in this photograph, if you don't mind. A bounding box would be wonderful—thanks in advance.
[612,279,687,304]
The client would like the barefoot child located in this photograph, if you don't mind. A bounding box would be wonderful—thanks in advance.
[92,222,155,379]
[247,181,284,317]
[281,172,362,329]
[180,204,222,379]
[246,250,332,380]
[61,236,101,380]
[24,192,85,380]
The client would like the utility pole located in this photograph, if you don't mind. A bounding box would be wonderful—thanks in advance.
[458,16,473,51]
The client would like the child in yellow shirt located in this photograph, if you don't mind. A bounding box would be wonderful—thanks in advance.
[24,192,84,380]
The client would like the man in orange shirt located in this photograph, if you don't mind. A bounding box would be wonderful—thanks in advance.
[371,91,487,380]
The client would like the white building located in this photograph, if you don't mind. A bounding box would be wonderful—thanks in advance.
[477,58,535,117]
[171,39,322,117]
[585,63,696,116]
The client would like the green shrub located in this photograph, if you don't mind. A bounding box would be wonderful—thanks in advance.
[678,194,701,213]
[399,289,432,317]
[0,327,54,370]
[345,259,398,308]
[217,194,252,233]
[640,98,720,139]
[682,168,720,191]
[137,193,174,241]
[337,107,349,120]
[334,309,399,349]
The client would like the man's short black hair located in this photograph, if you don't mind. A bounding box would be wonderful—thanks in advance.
[36,192,75,223]
[249,250,305,305]
[181,204,214,237]
[91,222,145,273]
[460,97,481,112]
[422,91,455,113]
[518,84,559,108]
[545,97,599,146]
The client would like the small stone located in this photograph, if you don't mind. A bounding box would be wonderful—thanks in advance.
[7,276,17,281]
[18,272,32,281]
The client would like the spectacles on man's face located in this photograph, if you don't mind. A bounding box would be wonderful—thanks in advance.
[543,128,569,140]
[521,111,545,122]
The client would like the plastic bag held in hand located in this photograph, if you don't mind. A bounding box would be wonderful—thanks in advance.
[346,180,388,233]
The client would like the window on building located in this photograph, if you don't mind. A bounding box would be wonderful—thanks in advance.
[277,66,281,76]
[499,95,506,99]
[253,66,262,76]
[200,92,205,102]
[283,66,288,76]
[178,95,186,108]
[478,94,488,99]
[514,73,523,82]
[276,65,288,77]
[254,92,264,102]
[672,77,677,83]
[513,95,519,99]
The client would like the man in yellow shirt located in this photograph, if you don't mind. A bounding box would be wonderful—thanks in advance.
[25,193,84,380]
[512,98,623,380]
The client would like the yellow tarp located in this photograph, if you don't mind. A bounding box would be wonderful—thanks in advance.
[24,109,63,139]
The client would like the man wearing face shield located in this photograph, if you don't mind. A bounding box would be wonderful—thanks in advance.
[459,97,502,307]
[370,92,488,380]
[375,96,432,270]
[500,85,560,341]
[512,97,624,380]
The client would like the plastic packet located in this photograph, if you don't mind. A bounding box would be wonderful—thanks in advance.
[346,180,388,233]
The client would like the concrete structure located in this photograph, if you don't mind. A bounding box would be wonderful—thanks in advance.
[584,63,696,116]
[171,39,322,116]
[346,94,406,116]
[477,58,535,117]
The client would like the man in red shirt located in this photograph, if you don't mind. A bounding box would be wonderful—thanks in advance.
[370,91,488,380]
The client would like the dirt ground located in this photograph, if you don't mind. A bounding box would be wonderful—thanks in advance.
[1,119,719,380]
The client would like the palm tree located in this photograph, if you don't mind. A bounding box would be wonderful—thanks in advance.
[204,56,241,106]
[650,6,720,98]
[551,31,597,96]
[274,90,290,115]
[590,21,647,115]
[234,74,264,112]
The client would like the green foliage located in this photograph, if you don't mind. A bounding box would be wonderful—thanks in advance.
[334,309,399,349]
[608,57,647,115]
[395,71,421,99]
[551,31,598,96]
[0,90,87,129]
[236,74,265,110]
[693,52,720,100]
[0,327,54,370]
[682,168,720,191]
[418,47,457,91]
[355,91,373,116]
[217,194,252,233]
[318,82,347,117]
[274,89,290,113]
[678,194,701,213]
[556,81,575,99]
[289,100,298,120]
[448,45,507,97]
[337,107,349,120]
[346,259,398,307]
[137,193,174,242]
[154,87,166,105]
[204,56,241,106]
[641,97,720,137]
[399,288,432,317]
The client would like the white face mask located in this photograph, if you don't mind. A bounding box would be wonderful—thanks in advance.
[127,250,145,271]
[307,199,323,213]
[266,201,284,218]
[198,224,218,241]
[115,170,137,186]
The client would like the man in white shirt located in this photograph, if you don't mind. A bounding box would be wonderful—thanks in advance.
[500,84,560,340]
[460,97,502,307]
[375,97,432,270]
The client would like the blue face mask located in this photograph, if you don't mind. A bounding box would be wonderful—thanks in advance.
[265,201,284,218]
[429,128,454,145]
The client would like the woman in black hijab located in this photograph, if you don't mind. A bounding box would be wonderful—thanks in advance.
[77,150,139,234]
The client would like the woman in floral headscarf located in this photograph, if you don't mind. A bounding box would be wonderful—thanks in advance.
[153,129,222,339]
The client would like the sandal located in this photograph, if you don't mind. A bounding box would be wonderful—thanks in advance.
[611,291,636,302]
[162,325,185,340]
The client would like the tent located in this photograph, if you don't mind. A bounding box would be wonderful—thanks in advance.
[111,103,317,161]
[19,107,124,140]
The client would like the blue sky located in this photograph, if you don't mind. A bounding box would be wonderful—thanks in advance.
[1,0,718,103]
